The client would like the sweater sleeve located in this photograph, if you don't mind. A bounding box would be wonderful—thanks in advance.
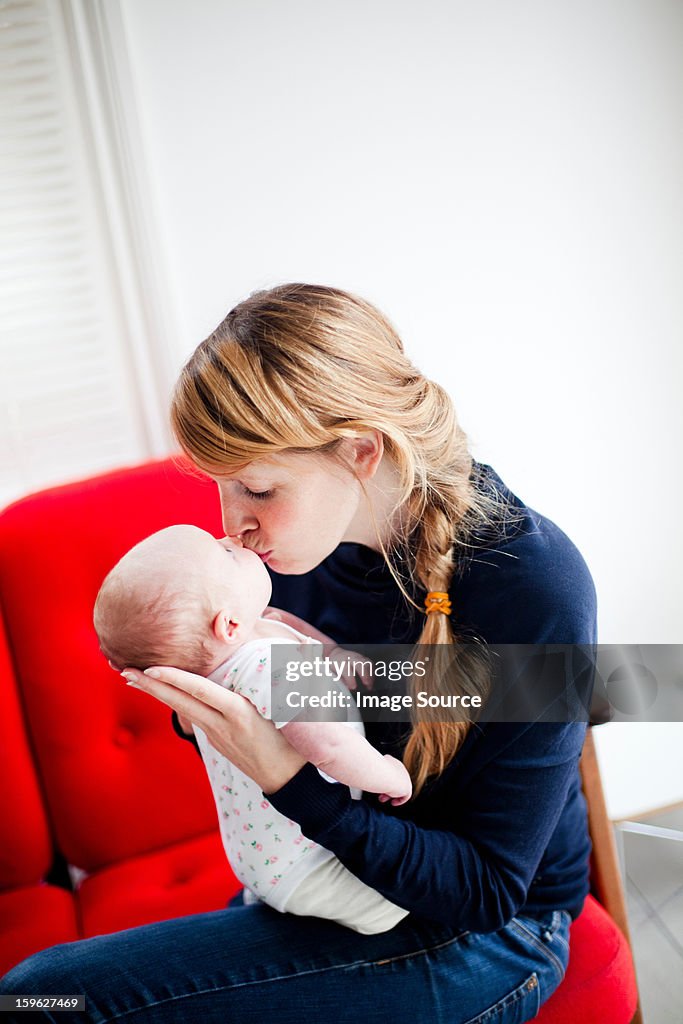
[171,710,201,753]
[267,721,586,932]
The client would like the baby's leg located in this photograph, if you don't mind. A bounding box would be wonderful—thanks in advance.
[282,858,409,934]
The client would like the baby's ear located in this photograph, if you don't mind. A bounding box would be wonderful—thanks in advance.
[212,609,241,645]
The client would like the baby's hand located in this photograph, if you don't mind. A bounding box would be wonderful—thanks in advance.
[377,755,412,806]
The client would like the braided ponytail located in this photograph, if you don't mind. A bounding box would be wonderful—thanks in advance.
[386,381,493,796]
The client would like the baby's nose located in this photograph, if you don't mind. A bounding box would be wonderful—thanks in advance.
[222,534,244,548]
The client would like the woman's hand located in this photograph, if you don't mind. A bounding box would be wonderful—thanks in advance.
[121,666,307,794]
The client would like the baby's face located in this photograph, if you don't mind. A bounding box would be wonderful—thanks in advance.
[184,528,273,623]
[211,533,273,611]
[133,525,273,631]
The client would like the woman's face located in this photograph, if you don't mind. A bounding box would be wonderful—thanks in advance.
[211,449,366,575]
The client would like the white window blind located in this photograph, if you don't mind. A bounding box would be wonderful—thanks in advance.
[1,0,167,506]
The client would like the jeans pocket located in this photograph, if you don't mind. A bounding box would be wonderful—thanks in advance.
[509,911,571,988]
[462,971,540,1024]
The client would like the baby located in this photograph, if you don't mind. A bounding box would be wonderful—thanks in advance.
[93,525,412,934]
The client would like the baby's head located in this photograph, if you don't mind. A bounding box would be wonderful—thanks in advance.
[93,525,272,675]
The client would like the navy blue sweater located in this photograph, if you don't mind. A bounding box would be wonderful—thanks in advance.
[262,463,597,932]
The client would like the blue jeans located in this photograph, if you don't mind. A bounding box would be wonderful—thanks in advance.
[0,894,571,1024]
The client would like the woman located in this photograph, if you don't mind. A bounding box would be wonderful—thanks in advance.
[1,284,596,1023]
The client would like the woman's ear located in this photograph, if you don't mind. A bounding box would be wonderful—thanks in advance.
[347,430,384,481]
[212,609,242,645]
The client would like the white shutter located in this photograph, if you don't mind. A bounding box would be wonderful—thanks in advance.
[0,0,169,505]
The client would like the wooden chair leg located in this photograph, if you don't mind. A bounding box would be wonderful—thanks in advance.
[580,730,643,1024]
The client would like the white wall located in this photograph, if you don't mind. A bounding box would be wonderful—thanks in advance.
[118,0,682,649]
[593,723,683,820]
[116,0,683,817]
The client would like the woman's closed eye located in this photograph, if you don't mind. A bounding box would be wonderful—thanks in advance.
[243,486,273,501]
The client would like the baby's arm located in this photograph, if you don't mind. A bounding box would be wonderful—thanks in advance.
[280,721,412,806]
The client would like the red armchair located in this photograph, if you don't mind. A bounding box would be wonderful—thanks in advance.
[0,458,240,976]
[0,458,639,1021]
[0,613,79,975]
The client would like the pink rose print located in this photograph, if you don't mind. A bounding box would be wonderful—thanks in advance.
[260,800,270,810]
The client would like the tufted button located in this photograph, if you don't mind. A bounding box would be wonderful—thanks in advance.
[113,726,135,748]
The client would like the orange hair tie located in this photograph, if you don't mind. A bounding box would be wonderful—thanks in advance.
[424,591,452,616]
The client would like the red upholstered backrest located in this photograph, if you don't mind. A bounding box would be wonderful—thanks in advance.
[0,458,224,872]
[0,612,53,887]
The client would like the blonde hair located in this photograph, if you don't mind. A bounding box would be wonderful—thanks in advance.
[93,531,217,676]
[171,283,512,795]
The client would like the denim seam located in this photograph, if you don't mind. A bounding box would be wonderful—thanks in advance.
[546,911,571,962]
[508,920,566,983]
[461,971,539,1024]
[552,927,570,962]
[368,930,469,967]
[97,932,470,1023]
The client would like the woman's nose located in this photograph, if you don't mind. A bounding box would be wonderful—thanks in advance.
[221,506,258,539]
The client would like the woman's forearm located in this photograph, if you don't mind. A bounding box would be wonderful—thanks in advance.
[267,723,587,931]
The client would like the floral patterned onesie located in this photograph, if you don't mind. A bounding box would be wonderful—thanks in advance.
[193,622,409,934]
